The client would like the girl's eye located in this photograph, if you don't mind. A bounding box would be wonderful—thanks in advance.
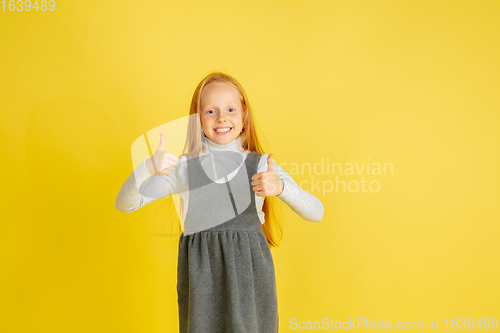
[207,108,235,114]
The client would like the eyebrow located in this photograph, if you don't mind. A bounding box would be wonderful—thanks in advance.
[204,103,239,109]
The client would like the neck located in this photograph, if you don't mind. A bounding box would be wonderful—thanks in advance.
[205,136,244,152]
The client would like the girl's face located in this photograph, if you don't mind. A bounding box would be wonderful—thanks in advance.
[200,81,244,145]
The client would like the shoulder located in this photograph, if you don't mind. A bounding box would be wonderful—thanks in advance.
[243,150,261,161]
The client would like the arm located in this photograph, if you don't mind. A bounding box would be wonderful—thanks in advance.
[115,157,178,213]
[258,154,324,222]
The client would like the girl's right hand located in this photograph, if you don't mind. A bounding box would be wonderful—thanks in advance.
[145,133,179,176]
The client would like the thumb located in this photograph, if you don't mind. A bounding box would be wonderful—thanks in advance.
[156,133,165,152]
[267,154,275,172]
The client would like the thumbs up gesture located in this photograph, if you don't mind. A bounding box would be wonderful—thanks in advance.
[251,154,284,197]
[145,133,179,176]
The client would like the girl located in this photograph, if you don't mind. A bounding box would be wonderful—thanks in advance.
[116,72,324,332]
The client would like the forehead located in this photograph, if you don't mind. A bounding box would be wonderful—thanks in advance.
[200,82,242,107]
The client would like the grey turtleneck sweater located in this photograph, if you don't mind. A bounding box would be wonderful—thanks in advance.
[115,136,324,225]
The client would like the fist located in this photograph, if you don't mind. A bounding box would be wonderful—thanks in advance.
[251,154,284,197]
[145,133,179,176]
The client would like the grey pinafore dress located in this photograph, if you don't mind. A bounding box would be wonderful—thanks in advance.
[177,151,279,333]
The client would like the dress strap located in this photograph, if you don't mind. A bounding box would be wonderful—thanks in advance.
[183,150,262,235]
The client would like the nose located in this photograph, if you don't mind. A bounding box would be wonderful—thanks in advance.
[217,113,227,122]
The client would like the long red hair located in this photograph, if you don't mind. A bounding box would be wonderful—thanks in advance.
[179,71,284,248]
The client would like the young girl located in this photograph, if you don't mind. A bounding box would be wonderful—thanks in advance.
[116,72,324,332]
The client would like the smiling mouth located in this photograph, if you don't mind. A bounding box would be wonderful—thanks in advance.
[214,127,232,133]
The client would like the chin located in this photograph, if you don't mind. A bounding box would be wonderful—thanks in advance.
[215,136,235,144]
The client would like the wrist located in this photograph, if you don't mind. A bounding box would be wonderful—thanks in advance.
[145,158,154,175]
[277,179,284,196]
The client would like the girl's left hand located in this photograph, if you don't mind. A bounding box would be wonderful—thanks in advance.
[251,154,284,197]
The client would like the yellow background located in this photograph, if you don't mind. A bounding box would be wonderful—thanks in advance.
[1,0,499,332]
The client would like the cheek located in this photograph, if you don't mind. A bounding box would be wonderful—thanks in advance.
[200,116,210,128]
[232,115,243,127]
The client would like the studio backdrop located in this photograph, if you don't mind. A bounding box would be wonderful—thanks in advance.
[1,0,499,332]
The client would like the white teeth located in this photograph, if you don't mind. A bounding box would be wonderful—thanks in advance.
[214,128,231,132]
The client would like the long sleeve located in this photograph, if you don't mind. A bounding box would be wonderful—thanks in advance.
[116,141,324,224]
[115,157,178,213]
[257,154,324,222]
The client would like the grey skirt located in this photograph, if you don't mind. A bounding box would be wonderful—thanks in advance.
[176,151,279,332]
